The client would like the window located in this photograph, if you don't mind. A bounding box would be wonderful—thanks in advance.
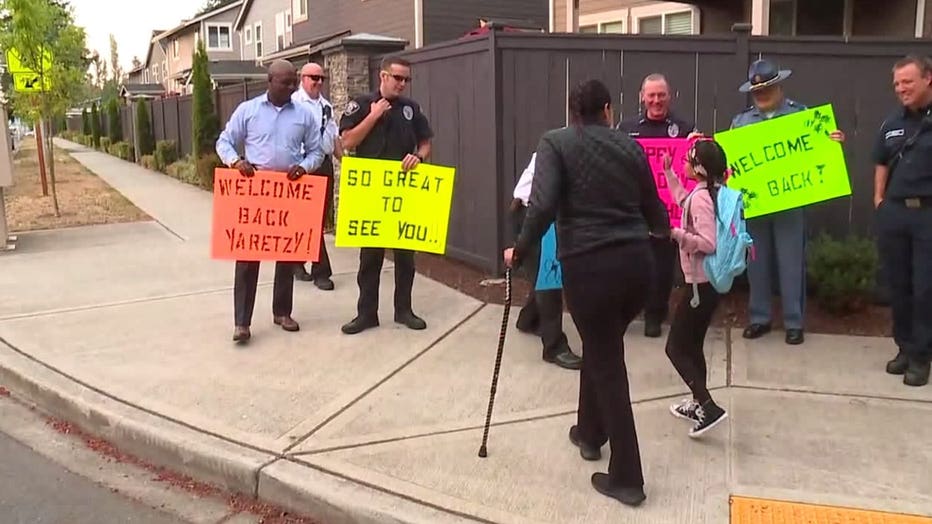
[206,24,232,50]
[254,22,262,57]
[601,21,625,33]
[172,40,180,59]
[292,0,307,22]
[579,20,624,33]
[245,26,252,44]
[275,12,285,51]
[769,0,795,35]
[639,15,663,34]
[663,11,692,34]
[637,10,693,35]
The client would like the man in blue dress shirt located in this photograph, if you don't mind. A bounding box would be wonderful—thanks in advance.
[216,59,325,343]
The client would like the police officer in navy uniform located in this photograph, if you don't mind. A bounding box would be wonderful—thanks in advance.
[617,73,696,338]
[731,59,845,346]
[338,56,434,335]
[873,55,932,387]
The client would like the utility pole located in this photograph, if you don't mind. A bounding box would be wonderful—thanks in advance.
[0,104,15,251]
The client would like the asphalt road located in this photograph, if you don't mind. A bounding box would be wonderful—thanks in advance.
[0,430,188,524]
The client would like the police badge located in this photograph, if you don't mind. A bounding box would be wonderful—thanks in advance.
[403,105,414,120]
[344,101,359,116]
[667,122,679,137]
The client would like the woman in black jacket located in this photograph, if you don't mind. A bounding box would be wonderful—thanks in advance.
[504,79,670,506]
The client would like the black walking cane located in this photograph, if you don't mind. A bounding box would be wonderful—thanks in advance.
[478,266,512,458]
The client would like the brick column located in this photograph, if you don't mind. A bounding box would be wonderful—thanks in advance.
[319,38,406,221]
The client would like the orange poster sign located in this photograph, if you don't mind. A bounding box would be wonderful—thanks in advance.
[210,168,328,261]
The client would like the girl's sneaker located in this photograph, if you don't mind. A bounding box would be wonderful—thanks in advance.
[670,398,700,423]
[688,401,728,438]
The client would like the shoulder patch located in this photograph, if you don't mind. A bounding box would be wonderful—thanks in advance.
[344,101,359,116]
[403,105,414,120]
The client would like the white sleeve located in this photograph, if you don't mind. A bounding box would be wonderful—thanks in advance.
[512,152,536,205]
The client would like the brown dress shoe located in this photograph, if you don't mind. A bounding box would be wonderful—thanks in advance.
[274,316,300,332]
[233,326,251,343]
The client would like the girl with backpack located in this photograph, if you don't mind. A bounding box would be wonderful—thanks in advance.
[661,139,730,438]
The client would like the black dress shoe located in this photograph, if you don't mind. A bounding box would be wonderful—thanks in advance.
[644,320,662,338]
[294,266,313,281]
[904,358,930,387]
[314,277,334,291]
[232,326,251,343]
[742,323,771,339]
[590,473,646,507]
[886,351,909,375]
[544,349,582,370]
[785,329,804,345]
[341,316,379,335]
[568,426,602,460]
[395,311,427,330]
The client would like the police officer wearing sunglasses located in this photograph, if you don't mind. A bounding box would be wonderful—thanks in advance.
[292,62,340,290]
[339,56,434,335]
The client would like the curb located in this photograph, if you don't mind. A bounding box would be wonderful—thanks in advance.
[0,341,480,524]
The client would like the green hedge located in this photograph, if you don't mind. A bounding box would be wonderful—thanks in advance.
[155,140,178,171]
[807,233,878,314]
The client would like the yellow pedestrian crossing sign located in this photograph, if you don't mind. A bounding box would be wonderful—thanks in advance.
[12,72,51,92]
[5,48,53,74]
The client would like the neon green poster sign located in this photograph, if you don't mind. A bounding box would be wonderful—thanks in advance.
[713,104,851,219]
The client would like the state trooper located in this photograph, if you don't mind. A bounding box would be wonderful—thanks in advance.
[731,59,845,346]
[873,55,932,387]
[338,56,434,335]
[617,73,698,338]
[292,62,340,291]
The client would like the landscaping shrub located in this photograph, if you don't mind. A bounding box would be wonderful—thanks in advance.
[165,157,198,185]
[155,140,178,171]
[100,137,111,151]
[196,152,222,189]
[108,141,134,162]
[807,233,877,314]
[135,100,155,157]
[141,155,157,170]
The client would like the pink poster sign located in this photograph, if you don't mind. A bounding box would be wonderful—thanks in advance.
[636,138,697,229]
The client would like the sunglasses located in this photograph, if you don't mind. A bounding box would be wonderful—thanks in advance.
[385,73,411,83]
[302,74,327,82]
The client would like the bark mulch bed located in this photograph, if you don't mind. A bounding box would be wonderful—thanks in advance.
[408,252,892,338]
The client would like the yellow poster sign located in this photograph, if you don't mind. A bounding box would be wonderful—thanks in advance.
[335,156,456,254]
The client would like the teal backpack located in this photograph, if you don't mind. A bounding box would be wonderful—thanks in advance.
[682,185,754,306]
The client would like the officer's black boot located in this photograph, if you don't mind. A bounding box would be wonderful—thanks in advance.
[904,358,930,387]
[886,351,909,375]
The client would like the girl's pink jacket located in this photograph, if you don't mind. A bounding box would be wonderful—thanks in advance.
[665,168,717,284]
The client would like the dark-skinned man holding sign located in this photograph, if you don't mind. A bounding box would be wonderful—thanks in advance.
[338,56,434,335]
[873,55,932,387]
[216,60,324,344]
[726,59,845,346]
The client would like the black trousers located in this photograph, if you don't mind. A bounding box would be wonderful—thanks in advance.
[877,200,932,362]
[356,248,415,319]
[644,236,677,324]
[665,282,720,403]
[562,240,652,488]
[234,261,297,327]
[308,155,333,279]
[512,205,569,356]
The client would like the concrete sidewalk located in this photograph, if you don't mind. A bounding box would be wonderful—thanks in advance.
[0,139,929,523]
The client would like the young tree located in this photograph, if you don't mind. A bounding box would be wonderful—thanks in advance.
[108,34,122,83]
[81,106,90,135]
[107,97,121,142]
[90,101,100,148]
[0,0,91,216]
[135,99,154,157]
[131,56,142,70]
[191,39,219,159]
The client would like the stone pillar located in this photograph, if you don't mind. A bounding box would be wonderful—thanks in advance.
[318,37,407,220]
